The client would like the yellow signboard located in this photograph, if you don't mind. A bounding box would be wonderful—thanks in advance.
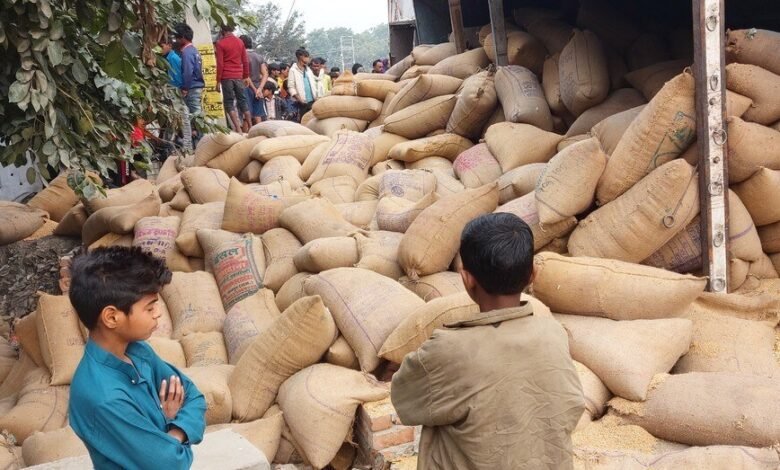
[197,44,224,119]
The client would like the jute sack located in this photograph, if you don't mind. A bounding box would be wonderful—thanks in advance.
[88,233,134,251]
[193,132,245,167]
[388,134,473,163]
[207,136,266,177]
[732,167,780,226]
[262,228,302,292]
[169,187,192,211]
[730,258,751,290]
[759,221,780,253]
[542,54,568,117]
[375,192,439,233]
[400,271,465,301]
[81,191,162,246]
[399,184,498,279]
[0,353,38,403]
[200,231,266,311]
[161,271,226,339]
[411,44,434,62]
[507,163,547,199]
[22,425,88,466]
[248,120,317,138]
[385,54,414,80]
[246,179,309,197]
[330,70,357,96]
[525,17,573,55]
[485,122,562,172]
[387,75,462,116]
[431,169,465,197]
[625,60,689,101]
[305,268,425,371]
[175,202,224,258]
[574,361,612,420]
[572,160,700,263]
[0,202,47,245]
[577,444,780,470]
[0,368,69,443]
[494,66,554,131]
[183,365,233,425]
[559,30,610,116]
[554,314,692,400]
[229,295,337,421]
[278,364,389,469]
[158,174,183,203]
[354,231,404,280]
[414,42,457,66]
[0,338,18,385]
[36,293,85,385]
[27,172,78,222]
[356,80,402,101]
[158,202,183,218]
[597,72,696,204]
[447,71,498,140]
[726,29,780,76]
[293,237,359,273]
[83,178,155,213]
[146,337,186,368]
[372,159,405,176]
[259,156,305,189]
[772,253,780,274]
[399,65,432,81]
[312,96,383,121]
[53,203,88,236]
[565,88,646,137]
[238,160,263,183]
[275,273,313,313]
[726,117,780,184]
[298,142,329,182]
[279,198,362,244]
[223,289,280,364]
[325,336,360,370]
[591,105,645,156]
[369,94,396,129]
[206,412,284,463]
[379,292,478,363]
[310,176,357,204]
[15,312,48,368]
[180,167,230,204]
[496,194,579,250]
[156,156,179,184]
[222,178,294,235]
[485,31,546,76]
[367,132,408,167]
[452,143,502,188]
[181,332,228,367]
[384,94,458,140]
[406,156,453,172]
[307,131,374,185]
[428,47,491,80]
[133,215,183,262]
[536,137,608,225]
[336,200,378,229]
[306,117,369,137]
[533,252,706,320]
[250,135,330,164]
[611,372,780,447]
[725,63,780,125]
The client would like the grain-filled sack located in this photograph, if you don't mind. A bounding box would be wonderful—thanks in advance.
[248,120,317,138]
[597,72,696,204]
[221,178,288,235]
[369,93,396,128]
[386,75,462,115]
[133,215,185,263]
[555,314,692,400]
[725,63,780,125]
[415,42,458,66]
[53,203,88,237]
[161,271,226,339]
[542,54,568,117]
[146,337,186,368]
[229,295,337,421]
[15,312,45,367]
[375,192,439,233]
[175,202,224,258]
[356,80,402,101]
[407,157,453,172]
[591,105,645,156]
[574,361,612,420]
[379,292,477,364]
[325,337,360,370]
[624,59,689,101]
[368,132,408,167]
[310,176,357,204]
[727,27,780,73]
[494,66,553,131]
[565,88,646,137]
[507,163,547,198]
[278,364,389,468]
[572,160,699,263]
[81,191,162,246]
[611,372,780,447]
[400,271,465,301]
[485,122,562,172]
[305,268,424,371]
[558,30,610,116]
[372,159,404,175]
[336,200,378,229]
[259,156,305,189]
[307,131,374,185]
[180,332,228,367]
[453,143,502,188]
[250,135,330,163]
[223,289,280,364]
[22,425,88,466]
[385,54,413,79]
[330,70,357,95]
[207,410,284,463]
[180,167,230,204]
[275,273,313,313]
[533,252,706,320]
[485,31,546,75]
[0,368,69,443]
[279,198,361,244]
[169,187,192,211]
[495,193,578,251]
[36,293,85,385]
[536,137,608,225]
[262,228,302,292]
[399,65,432,81]
[27,173,78,222]
[726,117,780,184]
[431,168,465,197]
[158,174,183,203]
[759,221,780,254]
[399,184,499,279]
[384,94,457,140]
[307,117,369,137]
[428,47,491,80]
[293,237,359,273]
[193,132,245,167]
[388,133,473,163]
[354,231,404,280]
[207,136,266,177]
[88,233,134,251]
[733,167,780,226]
[83,179,155,213]
[183,365,233,425]
[311,95,383,122]
[238,160,263,183]
[0,202,47,245]
[298,141,329,182]
[200,231,266,311]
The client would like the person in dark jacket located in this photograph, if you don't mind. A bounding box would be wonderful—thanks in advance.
[173,23,204,148]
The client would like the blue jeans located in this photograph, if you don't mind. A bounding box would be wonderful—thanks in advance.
[245,87,267,120]
[183,87,203,116]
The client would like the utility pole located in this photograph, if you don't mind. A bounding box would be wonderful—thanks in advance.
[340,36,355,72]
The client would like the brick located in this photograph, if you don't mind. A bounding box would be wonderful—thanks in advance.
[363,398,396,432]
[372,425,415,450]
[379,442,416,462]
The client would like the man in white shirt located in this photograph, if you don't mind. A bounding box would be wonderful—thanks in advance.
[286,48,318,122]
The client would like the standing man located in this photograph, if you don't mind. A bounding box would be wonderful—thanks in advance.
[160,36,182,89]
[287,49,318,122]
[372,59,384,73]
[240,35,269,125]
[311,57,332,96]
[215,24,251,132]
[174,23,204,150]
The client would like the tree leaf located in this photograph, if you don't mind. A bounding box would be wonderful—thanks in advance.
[121,32,141,57]
[196,0,211,19]
[26,167,37,184]
[71,60,88,84]
[49,20,64,41]
[103,41,125,78]
[47,40,63,65]
[8,81,29,103]
[40,0,53,19]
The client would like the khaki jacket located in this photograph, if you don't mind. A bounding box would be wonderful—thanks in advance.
[391,303,584,470]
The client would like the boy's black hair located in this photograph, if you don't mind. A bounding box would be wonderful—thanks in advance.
[330,67,340,73]
[220,24,235,33]
[269,63,281,72]
[263,81,277,92]
[312,57,326,65]
[372,59,382,67]
[295,48,310,59]
[351,63,363,74]
[69,247,172,330]
[459,213,534,295]
[173,23,194,42]
[240,34,253,49]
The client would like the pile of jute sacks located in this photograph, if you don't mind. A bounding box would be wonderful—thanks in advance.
[3,2,780,468]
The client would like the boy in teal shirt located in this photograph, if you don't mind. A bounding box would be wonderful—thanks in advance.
[68,247,206,469]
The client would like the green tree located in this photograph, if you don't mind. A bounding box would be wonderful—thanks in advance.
[226,2,306,64]
[0,0,233,196]
[305,24,389,72]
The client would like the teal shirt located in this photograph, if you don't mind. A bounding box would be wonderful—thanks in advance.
[69,340,206,470]
[303,68,314,103]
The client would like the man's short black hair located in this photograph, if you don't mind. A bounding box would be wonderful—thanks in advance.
[372,59,382,67]
[459,213,535,295]
[220,24,235,33]
[269,63,281,72]
[263,81,277,92]
[173,23,194,42]
[312,57,326,65]
[295,48,310,59]
[351,63,363,74]
[240,34,253,49]
[330,67,340,73]
[69,247,172,330]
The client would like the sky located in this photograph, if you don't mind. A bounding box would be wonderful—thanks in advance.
[250,0,388,33]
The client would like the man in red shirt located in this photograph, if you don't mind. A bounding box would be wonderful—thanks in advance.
[215,25,251,132]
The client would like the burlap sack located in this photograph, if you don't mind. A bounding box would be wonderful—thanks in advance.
[146,337,186,368]
[536,137,608,225]
[369,93,396,128]
[430,169,464,197]
[311,95,383,121]
[533,252,706,320]
[375,192,439,233]
[81,191,162,246]
[293,236,359,273]
[207,136,266,177]
[0,202,47,245]
[726,89,754,118]
[175,202,225,258]
[262,228,302,292]
[759,221,780,254]
[250,135,330,164]
[222,178,297,235]
[155,156,179,184]
[15,312,45,368]
[428,47,491,80]
[157,174,183,203]
[305,268,424,371]
[307,117,369,137]
[444,70,498,140]
[372,159,405,176]
[354,231,404,280]
[411,44,434,62]
[591,105,645,156]
[485,122,562,172]
[611,372,780,447]
[161,271,225,339]
[180,168,230,204]
[22,425,88,466]
[566,88,646,137]
[494,65,553,131]
[524,16,572,54]
[158,203,182,218]
[309,176,356,205]
[597,72,696,204]
[406,157,453,172]
[388,133,473,164]
[238,160,263,183]
[726,28,780,75]
[558,30,610,116]
[485,31,546,75]
[384,94,458,140]
[307,131,374,185]
[733,167,780,226]
[275,273,313,313]
[725,63,780,125]
[258,156,304,189]
[555,314,692,400]
[399,65,432,81]
[169,187,192,211]
[87,233,134,251]
[330,70,357,96]
[356,80,402,101]
[0,368,69,443]
[0,340,15,388]
[279,198,361,244]
[572,160,700,262]
[27,173,78,222]
[541,55,566,117]
[83,179,155,213]
[387,75,462,116]
[452,143,502,188]
[133,215,185,264]
[399,184,498,279]
[726,117,780,184]
[399,271,464,301]
[206,411,284,462]
[414,42,457,66]
[385,54,413,80]
[496,193,578,250]
[336,200,378,229]
[180,332,228,367]
[200,231,266,311]
[378,171,437,206]
[355,175,381,201]
[625,60,689,101]
[223,289,280,364]
[574,361,612,420]
[53,203,88,236]
[298,142,329,182]
[229,295,337,421]
[366,132,407,168]
[183,365,234,425]
[246,179,308,197]
[324,336,360,370]
[35,294,85,386]
[505,163,547,199]
[193,132,245,167]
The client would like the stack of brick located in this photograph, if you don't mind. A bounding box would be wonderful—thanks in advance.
[353,397,420,470]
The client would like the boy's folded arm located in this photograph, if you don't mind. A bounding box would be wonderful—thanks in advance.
[168,371,207,445]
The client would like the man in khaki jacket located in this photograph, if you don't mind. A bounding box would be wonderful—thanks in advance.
[392,213,584,469]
